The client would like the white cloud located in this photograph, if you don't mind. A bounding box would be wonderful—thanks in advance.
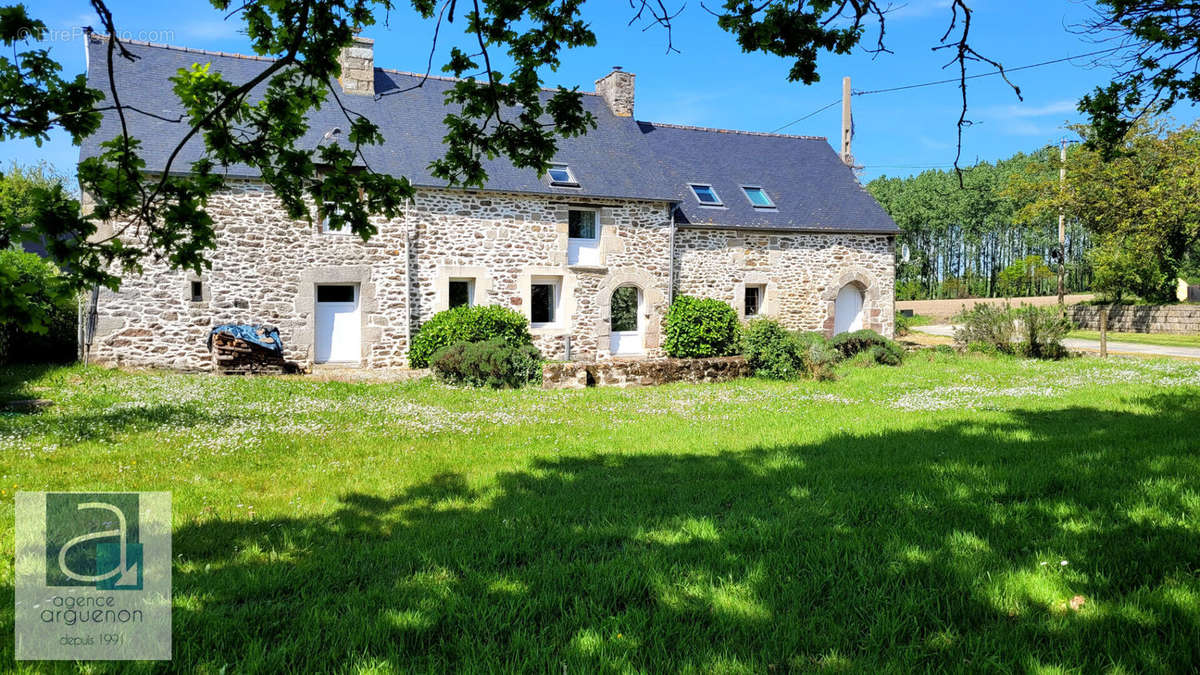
[999,99,1078,118]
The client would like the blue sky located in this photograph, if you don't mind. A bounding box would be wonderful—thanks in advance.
[5,0,1197,184]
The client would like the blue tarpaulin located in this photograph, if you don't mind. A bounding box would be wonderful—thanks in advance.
[207,324,283,355]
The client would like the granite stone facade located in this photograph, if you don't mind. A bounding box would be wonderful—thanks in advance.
[674,228,896,336]
[87,182,895,371]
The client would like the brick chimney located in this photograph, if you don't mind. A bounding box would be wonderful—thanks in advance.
[595,67,635,117]
[338,34,374,96]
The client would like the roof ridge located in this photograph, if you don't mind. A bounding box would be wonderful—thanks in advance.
[378,67,601,95]
[637,119,826,142]
[87,33,601,96]
[87,32,275,62]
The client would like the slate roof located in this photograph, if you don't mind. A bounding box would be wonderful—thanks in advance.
[80,35,898,234]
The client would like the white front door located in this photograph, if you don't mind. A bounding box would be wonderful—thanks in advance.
[315,284,361,363]
[833,284,864,335]
[610,286,643,355]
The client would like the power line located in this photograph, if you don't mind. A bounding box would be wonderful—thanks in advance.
[852,45,1124,96]
[771,45,1125,132]
[770,98,841,133]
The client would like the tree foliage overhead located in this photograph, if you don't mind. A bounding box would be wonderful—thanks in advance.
[1079,1,1200,156]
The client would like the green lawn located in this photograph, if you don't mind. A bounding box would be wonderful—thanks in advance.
[1068,329,1200,349]
[3,354,1200,672]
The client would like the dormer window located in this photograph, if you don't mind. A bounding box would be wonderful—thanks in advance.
[742,186,775,208]
[690,184,722,206]
[548,163,579,187]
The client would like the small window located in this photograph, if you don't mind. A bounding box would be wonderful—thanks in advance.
[548,163,578,187]
[316,285,356,303]
[190,280,204,302]
[745,285,764,317]
[449,279,474,308]
[742,186,775,208]
[568,210,596,239]
[320,202,352,234]
[690,184,722,206]
[530,278,561,325]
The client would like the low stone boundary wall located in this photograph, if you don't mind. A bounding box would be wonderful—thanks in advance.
[1068,304,1200,334]
[543,356,750,389]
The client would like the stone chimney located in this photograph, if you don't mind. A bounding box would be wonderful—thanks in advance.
[338,34,374,96]
[595,67,635,117]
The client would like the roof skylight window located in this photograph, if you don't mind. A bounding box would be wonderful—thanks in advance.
[742,186,775,208]
[690,184,722,205]
[548,163,579,187]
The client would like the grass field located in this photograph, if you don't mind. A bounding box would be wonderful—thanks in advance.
[1068,329,1200,349]
[3,353,1200,672]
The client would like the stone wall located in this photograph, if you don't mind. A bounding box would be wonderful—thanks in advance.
[88,180,410,371]
[88,181,895,371]
[674,228,895,337]
[1068,304,1200,334]
[407,189,672,361]
[543,356,750,389]
[88,183,674,370]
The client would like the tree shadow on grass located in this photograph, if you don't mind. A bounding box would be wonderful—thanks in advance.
[0,402,235,446]
[10,391,1200,672]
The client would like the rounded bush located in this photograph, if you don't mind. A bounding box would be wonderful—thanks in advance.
[409,305,533,368]
[430,338,542,388]
[662,296,741,358]
[830,329,897,359]
[743,318,803,379]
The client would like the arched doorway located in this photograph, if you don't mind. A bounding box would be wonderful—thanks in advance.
[833,283,864,335]
[610,285,643,355]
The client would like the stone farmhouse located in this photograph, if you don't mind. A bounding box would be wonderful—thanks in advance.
[80,34,898,371]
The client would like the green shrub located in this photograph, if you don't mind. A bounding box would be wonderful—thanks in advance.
[794,331,842,378]
[831,329,897,359]
[409,305,533,368]
[0,249,77,364]
[742,319,804,379]
[868,340,905,366]
[1014,304,1072,359]
[953,303,1015,354]
[895,311,912,336]
[827,329,904,367]
[430,338,543,388]
[743,321,841,380]
[953,303,1071,360]
[662,295,741,358]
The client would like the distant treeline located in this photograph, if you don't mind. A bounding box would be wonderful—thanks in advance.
[866,149,1092,301]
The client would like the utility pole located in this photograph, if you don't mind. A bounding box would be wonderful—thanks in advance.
[841,76,853,167]
[1057,139,1067,306]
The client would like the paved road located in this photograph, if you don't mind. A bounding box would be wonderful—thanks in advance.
[911,324,1200,360]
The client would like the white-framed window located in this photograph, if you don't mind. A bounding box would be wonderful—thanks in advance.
[319,202,353,235]
[548,163,579,187]
[741,186,775,208]
[448,278,475,308]
[744,284,765,317]
[190,280,204,303]
[530,276,562,326]
[567,209,601,266]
